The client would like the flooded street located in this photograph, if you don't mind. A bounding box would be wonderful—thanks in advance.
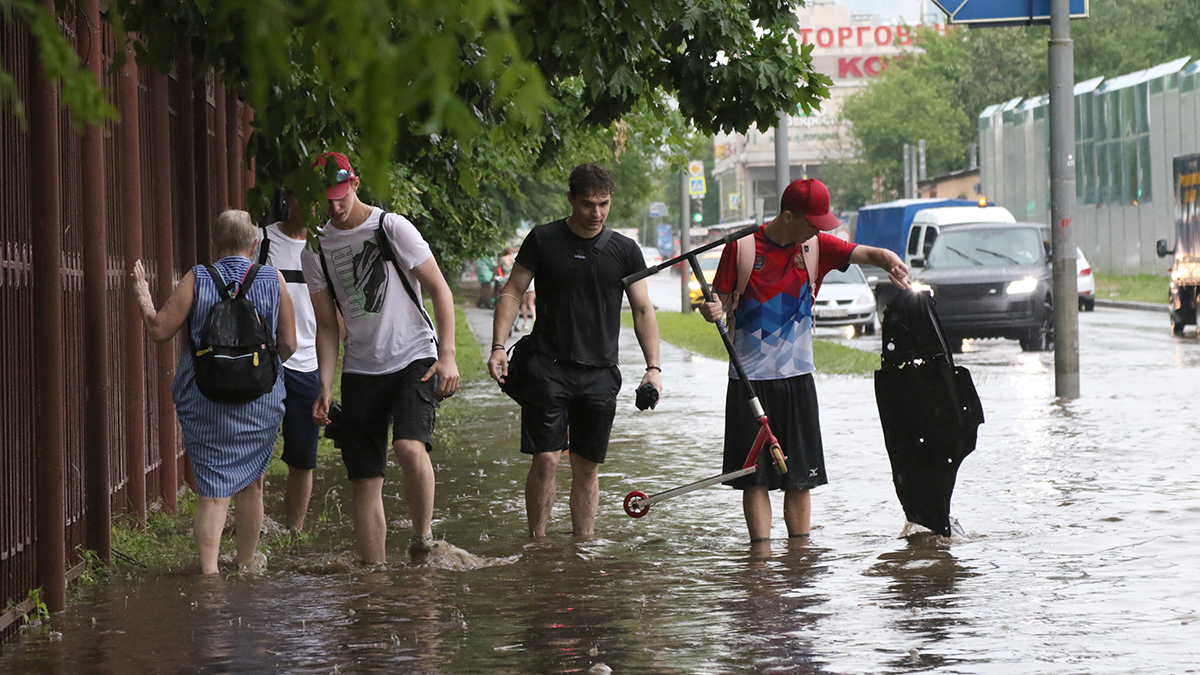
[3,285,1199,673]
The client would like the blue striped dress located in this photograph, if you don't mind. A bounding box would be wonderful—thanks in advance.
[172,256,286,498]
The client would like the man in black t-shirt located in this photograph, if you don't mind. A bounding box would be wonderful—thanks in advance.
[488,163,662,538]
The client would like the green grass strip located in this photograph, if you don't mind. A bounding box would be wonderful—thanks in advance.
[1094,273,1167,304]
[624,310,880,376]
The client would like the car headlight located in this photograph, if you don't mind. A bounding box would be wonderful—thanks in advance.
[1006,277,1038,295]
[855,292,874,305]
[910,281,934,296]
[688,280,700,291]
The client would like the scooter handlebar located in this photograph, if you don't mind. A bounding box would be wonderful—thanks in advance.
[622,265,658,287]
[621,224,759,288]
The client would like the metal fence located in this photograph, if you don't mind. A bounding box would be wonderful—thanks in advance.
[0,5,253,639]
[979,56,1200,275]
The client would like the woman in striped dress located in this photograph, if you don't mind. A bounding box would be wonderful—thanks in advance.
[132,210,296,574]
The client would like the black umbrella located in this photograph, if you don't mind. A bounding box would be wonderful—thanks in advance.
[874,290,984,536]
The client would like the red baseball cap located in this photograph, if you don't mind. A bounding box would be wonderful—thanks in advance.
[313,152,357,200]
[781,178,840,231]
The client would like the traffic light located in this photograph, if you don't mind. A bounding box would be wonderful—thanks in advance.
[692,200,703,224]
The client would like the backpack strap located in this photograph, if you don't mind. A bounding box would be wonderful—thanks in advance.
[723,230,758,324]
[315,242,341,314]
[257,232,271,265]
[204,264,231,300]
[235,263,262,299]
[235,263,277,352]
[799,235,820,302]
[373,211,439,346]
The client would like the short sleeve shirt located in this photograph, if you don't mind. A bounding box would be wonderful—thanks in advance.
[712,227,856,380]
[256,223,317,372]
[516,220,646,366]
[300,208,437,375]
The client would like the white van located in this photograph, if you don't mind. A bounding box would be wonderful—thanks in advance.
[906,206,1016,268]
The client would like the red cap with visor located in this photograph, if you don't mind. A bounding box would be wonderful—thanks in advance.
[781,178,840,231]
[314,152,357,200]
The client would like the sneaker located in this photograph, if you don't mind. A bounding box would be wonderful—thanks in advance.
[408,533,434,563]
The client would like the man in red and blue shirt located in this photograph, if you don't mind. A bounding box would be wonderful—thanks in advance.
[699,178,909,545]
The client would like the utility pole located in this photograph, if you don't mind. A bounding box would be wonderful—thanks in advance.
[1049,0,1080,398]
[680,169,691,313]
[903,144,913,198]
[775,110,790,202]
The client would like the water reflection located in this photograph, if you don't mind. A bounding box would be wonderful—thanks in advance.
[865,537,978,671]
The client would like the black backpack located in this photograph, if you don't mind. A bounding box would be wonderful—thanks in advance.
[190,263,279,404]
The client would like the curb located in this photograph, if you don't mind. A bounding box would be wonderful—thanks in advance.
[1094,298,1169,313]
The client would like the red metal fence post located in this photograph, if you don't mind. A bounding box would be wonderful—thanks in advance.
[176,43,197,270]
[150,68,178,512]
[226,91,241,208]
[192,54,212,265]
[214,80,229,211]
[30,0,67,613]
[78,0,112,562]
[120,37,146,525]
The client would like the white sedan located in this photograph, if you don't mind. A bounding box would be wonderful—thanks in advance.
[1077,248,1095,311]
[813,264,877,336]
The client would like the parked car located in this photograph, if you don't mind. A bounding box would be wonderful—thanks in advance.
[687,248,723,309]
[1038,226,1096,311]
[813,264,877,336]
[910,222,1053,352]
[1077,248,1095,311]
[640,245,663,268]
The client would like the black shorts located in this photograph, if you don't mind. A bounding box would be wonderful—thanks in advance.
[336,358,438,481]
[280,368,321,470]
[519,352,621,464]
[723,373,827,491]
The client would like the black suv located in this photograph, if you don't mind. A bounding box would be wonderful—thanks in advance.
[909,222,1053,352]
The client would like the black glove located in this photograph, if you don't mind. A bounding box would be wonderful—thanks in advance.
[635,382,660,411]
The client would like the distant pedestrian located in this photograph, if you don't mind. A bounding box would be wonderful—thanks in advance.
[475,255,496,308]
[132,210,297,574]
[488,163,662,538]
[697,178,909,544]
[256,190,320,532]
[518,276,536,332]
[302,152,459,563]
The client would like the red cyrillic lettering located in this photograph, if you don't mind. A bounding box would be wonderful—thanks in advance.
[839,57,863,78]
[800,28,813,44]
[896,25,911,45]
[838,27,853,47]
[817,28,834,47]
[857,26,871,47]
[863,56,884,76]
[874,26,892,46]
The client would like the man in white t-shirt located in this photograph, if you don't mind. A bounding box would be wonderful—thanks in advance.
[301,152,459,563]
[256,190,320,533]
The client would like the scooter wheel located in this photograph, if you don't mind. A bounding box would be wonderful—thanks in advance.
[624,491,650,518]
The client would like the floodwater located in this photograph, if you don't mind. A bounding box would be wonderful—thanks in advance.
[2,299,1199,674]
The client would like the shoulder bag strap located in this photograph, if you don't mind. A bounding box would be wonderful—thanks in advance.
[373,211,439,345]
[590,226,615,254]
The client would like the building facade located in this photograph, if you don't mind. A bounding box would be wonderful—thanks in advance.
[712,1,948,224]
[979,57,1200,275]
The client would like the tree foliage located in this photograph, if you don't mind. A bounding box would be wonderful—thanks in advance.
[839,64,966,199]
[4,0,833,268]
